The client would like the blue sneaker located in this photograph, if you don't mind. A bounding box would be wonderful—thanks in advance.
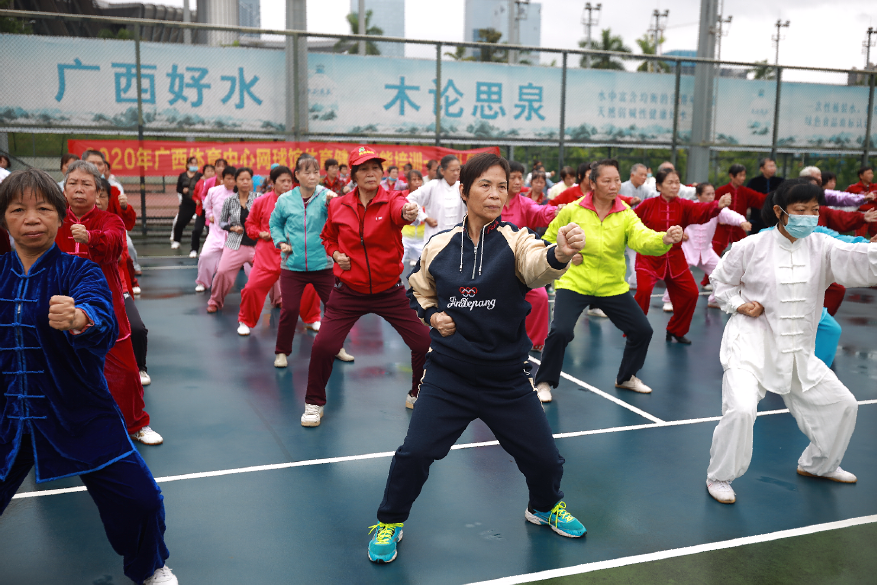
[368,522,404,563]
[525,501,586,537]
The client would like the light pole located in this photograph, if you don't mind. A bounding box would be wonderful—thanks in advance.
[647,9,669,72]
[581,3,601,69]
[507,0,530,65]
[772,19,790,66]
[864,27,876,69]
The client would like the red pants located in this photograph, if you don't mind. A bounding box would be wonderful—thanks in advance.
[824,283,846,316]
[275,269,334,355]
[525,287,549,347]
[634,269,699,337]
[105,337,150,434]
[237,263,282,328]
[306,281,431,406]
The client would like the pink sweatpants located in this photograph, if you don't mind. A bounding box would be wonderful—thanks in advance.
[197,229,250,288]
[525,287,549,348]
[208,245,256,311]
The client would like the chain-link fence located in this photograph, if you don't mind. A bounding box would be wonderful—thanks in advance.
[1,9,875,238]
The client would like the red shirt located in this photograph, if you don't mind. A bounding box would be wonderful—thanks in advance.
[634,196,720,279]
[819,207,866,233]
[712,183,768,248]
[321,176,345,196]
[245,191,282,268]
[107,188,136,231]
[321,186,412,295]
[845,181,873,195]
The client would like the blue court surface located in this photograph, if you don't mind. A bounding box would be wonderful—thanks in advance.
[2,255,876,584]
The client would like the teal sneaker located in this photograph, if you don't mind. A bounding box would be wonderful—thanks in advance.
[368,522,404,563]
[525,501,586,537]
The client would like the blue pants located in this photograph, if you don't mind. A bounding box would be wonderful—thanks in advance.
[1,434,169,584]
[815,308,842,368]
[377,351,564,524]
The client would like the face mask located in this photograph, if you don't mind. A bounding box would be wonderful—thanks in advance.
[646,173,653,179]
[782,210,818,239]
[189,166,198,172]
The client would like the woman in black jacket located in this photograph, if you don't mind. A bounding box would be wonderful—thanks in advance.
[171,155,202,249]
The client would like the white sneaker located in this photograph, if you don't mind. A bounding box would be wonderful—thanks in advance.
[615,375,652,394]
[797,466,857,483]
[170,241,180,249]
[195,284,206,292]
[703,283,713,291]
[188,250,198,258]
[409,260,417,266]
[662,302,674,313]
[144,565,178,585]
[706,478,736,504]
[335,347,355,362]
[139,370,151,386]
[301,403,324,427]
[535,382,553,403]
[587,307,608,318]
[130,426,163,445]
[305,321,321,332]
[237,322,251,336]
[406,393,417,409]
[274,353,288,368]
[132,286,142,295]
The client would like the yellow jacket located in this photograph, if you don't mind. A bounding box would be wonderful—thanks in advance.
[544,193,670,297]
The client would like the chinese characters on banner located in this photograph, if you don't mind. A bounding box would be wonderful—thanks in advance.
[66,139,500,177]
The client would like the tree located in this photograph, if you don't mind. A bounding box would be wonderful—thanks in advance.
[474,28,507,63]
[444,46,475,62]
[749,60,776,80]
[334,10,383,55]
[635,34,670,73]
[579,28,631,70]
[0,0,32,34]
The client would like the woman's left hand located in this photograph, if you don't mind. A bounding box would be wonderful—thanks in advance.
[402,202,419,222]
[555,223,586,263]
[230,225,244,234]
[717,193,732,209]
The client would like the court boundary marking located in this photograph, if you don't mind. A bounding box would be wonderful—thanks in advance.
[12,400,875,501]
[463,514,877,585]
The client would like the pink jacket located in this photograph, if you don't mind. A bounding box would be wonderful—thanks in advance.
[501,194,556,230]
[681,207,746,265]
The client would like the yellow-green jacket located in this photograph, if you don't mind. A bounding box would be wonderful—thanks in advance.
[544,193,670,297]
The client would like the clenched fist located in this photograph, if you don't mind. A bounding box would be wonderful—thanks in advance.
[571,253,583,265]
[333,251,351,271]
[48,296,88,331]
[430,311,456,337]
[717,193,732,209]
[117,192,128,209]
[740,221,752,232]
[279,242,293,253]
[663,225,684,244]
[70,223,89,244]
[737,301,764,318]
[402,202,419,222]
[555,223,586,263]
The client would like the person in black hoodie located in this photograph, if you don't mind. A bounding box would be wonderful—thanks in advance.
[171,156,202,249]
[366,153,588,564]
[745,157,784,234]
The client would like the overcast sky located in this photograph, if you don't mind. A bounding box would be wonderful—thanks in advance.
[116,0,876,81]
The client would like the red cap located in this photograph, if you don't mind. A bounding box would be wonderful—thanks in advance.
[349,146,386,167]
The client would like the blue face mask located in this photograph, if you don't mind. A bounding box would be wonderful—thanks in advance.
[189,165,198,172]
[782,210,818,239]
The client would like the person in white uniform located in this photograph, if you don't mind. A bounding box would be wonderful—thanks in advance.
[705,179,875,504]
[405,155,463,243]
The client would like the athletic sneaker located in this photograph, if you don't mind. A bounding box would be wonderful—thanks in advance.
[189,250,198,258]
[535,382,553,403]
[525,501,586,537]
[703,283,713,291]
[170,241,180,250]
[130,426,163,446]
[615,375,652,394]
[706,478,736,503]
[335,348,355,362]
[797,466,857,483]
[662,302,674,313]
[144,565,178,585]
[301,404,324,427]
[587,307,608,318]
[237,322,251,336]
[368,522,404,563]
[139,370,151,386]
[305,321,321,332]
[195,284,206,292]
[132,286,141,295]
[274,353,288,368]
[405,393,417,409]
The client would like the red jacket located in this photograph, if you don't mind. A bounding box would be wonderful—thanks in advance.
[819,206,866,233]
[245,191,282,269]
[107,188,136,231]
[321,186,411,295]
[634,196,720,279]
[549,185,635,207]
[712,183,768,249]
[845,181,874,195]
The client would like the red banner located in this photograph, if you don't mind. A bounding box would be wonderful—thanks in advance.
[66,140,500,177]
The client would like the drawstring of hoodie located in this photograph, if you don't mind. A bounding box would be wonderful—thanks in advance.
[458,214,487,279]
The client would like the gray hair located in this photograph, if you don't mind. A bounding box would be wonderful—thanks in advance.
[630,163,647,175]
[65,160,103,189]
[0,168,68,229]
[799,166,821,178]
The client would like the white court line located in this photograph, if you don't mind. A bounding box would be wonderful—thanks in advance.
[21,402,876,501]
[464,514,877,585]
[529,357,665,424]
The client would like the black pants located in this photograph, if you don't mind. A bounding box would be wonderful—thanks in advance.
[377,351,564,524]
[172,198,196,244]
[124,294,148,372]
[535,289,653,387]
[191,213,206,252]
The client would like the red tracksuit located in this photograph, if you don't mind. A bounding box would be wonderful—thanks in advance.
[634,196,720,337]
[711,183,767,255]
[818,207,869,316]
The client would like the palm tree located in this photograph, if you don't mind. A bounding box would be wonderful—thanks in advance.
[635,34,671,73]
[474,28,508,63]
[334,10,384,55]
[444,46,475,62]
[579,28,631,70]
[749,60,776,80]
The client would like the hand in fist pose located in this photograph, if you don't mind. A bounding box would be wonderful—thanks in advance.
[70,223,89,244]
[48,296,88,331]
[662,225,684,245]
[555,223,586,263]
[402,202,420,222]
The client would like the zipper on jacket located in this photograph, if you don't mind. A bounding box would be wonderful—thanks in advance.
[358,202,373,294]
[303,196,309,271]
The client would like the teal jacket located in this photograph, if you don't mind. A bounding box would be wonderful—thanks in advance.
[269,186,332,272]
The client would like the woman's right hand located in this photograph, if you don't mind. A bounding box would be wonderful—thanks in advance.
[430,311,456,337]
[425,217,438,228]
[230,225,244,234]
[279,243,293,253]
[333,251,351,270]
[737,301,764,318]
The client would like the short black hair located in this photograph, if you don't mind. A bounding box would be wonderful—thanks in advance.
[695,182,714,197]
[99,178,111,195]
[508,160,525,175]
[82,149,105,162]
[426,159,438,170]
[729,164,746,177]
[60,153,79,170]
[0,168,68,229]
[761,178,821,227]
[758,157,775,169]
[221,166,237,179]
[270,165,293,183]
[324,158,339,170]
[339,163,349,170]
[235,167,254,180]
[460,153,510,199]
[439,155,458,171]
[387,165,398,173]
[214,158,228,166]
[821,171,836,185]
[406,169,423,183]
[294,154,319,173]
[589,159,619,182]
[187,156,198,165]
[654,167,679,186]
[858,165,873,177]
[530,170,547,184]
[575,162,591,185]
[559,166,575,180]
[202,164,214,174]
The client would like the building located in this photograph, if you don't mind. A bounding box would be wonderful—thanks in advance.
[663,50,747,79]
[239,0,260,37]
[348,0,405,58]
[464,0,542,62]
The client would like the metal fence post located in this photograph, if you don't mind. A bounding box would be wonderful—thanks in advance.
[435,44,442,147]
[671,60,681,168]
[292,32,300,141]
[558,52,568,171]
[863,72,875,166]
[771,66,783,160]
[134,24,147,235]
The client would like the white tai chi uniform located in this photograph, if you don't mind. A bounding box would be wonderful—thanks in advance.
[406,178,465,244]
[706,228,877,482]
[662,207,746,305]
